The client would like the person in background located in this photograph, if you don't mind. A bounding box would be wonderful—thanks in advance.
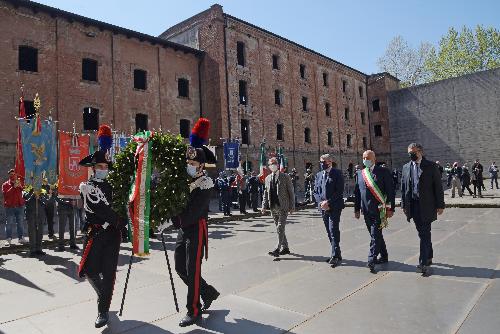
[436,161,444,179]
[472,160,484,198]
[247,171,260,212]
[233,169,248,214]
[445,163,452,187]
[461,165,474,196]
[392,168,399,192]
[304,168,315,203]
[216,172,232,216]
[24,187,48,257]
[42,179,56,239]
[55,193,79,252]
[489,162,498,190]
[214,171,223,212]
[2,169,28,246]
[450,162,463,198]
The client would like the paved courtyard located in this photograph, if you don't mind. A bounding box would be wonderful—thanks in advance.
[0,207,499,334]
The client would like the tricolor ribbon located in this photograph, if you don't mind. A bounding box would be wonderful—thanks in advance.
[361,169,390,229]
[128,131,153,256]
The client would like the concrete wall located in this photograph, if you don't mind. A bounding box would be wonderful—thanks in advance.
[388,68,500,169]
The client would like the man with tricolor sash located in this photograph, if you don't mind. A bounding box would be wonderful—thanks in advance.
[354,150,395,274]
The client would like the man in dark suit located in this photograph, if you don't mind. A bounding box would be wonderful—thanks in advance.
[354,150,395,273]
[313,154,345,268]
[401,143,445,276]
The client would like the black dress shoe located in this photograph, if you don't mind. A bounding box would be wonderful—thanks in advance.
[268,249,280,257]
[95,312,108,328]
[279,248,290,255]
[202,290,220,311]
[69,244,80,250]
[36,250,46,256]
[325,257,332,263]
[179,313,201,327]
[329,257,340,268]
[374,257,388,264]
[29,251,37,258]
[427,259,433,266]
[367,262,377,273]
[55,246,64,252]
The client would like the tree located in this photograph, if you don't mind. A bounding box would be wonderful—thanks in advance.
[377,36,433,87]
[425,25,500,82]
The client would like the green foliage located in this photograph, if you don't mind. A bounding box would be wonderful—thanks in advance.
[108,132,190,228]
[425,25,500,82]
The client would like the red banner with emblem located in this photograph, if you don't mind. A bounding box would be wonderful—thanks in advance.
[58,133,90,198]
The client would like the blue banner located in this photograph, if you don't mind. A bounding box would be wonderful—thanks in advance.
[20,120,57,191]
[223,141,240,169]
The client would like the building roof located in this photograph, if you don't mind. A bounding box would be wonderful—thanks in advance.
[224,14,368,78]
[367,72,401,84]
[3,0,204,57]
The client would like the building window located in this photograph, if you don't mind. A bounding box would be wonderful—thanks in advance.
[180,119,190,138]
[346,134,352,147]
[359,86,364,98]
[18,46,38,72]
[344,107,349,121]
[300,64,305,79]
[82,58,98,82]
[237,41,245,66]
[360,112,366,125]
[325,102,331,117]
[323,72,328,87]
[374,125,383,137]
[239,80,248,105]
[372,99,380,111]
[135,113,148,132]
[134,69,147,90]
[22,100,36,119]
[274,89,282,106]
[363,136,368,149]
[241,119,250,145]
[304,128,311,143]
[302,96,308,112]
[178,78,189,98]
[83,107,99,131]
[327,131,333,146]
[272,54,279,70]
[276,123,284,141]
[342,80,347,93]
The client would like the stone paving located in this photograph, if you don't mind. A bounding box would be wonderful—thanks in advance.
[0,205,499,334]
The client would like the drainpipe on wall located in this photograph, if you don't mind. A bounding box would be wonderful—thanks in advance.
[198,54,204,118]
[223,16,232,139]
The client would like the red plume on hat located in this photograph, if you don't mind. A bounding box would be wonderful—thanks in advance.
[97,124,113,151]
[189,118,210,148]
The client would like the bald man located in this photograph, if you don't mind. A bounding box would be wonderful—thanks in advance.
[354,150,395,273]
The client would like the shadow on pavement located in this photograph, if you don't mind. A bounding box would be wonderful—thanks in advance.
[102,312,176,334]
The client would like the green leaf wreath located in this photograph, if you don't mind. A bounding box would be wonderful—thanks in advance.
[108,132,190,228]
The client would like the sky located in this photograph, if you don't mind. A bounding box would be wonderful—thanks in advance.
[35,0,500,74]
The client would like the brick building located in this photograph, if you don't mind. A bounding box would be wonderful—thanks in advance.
[0,1,397,194]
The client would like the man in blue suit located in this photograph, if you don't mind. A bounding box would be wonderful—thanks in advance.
[314,154,345,268]
[354,150,395,273]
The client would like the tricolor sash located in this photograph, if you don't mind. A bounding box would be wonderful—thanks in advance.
[361,169,390,229]
[128,131,153,255]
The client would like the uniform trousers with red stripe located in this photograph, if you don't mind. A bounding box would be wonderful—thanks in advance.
[79,226,121,313]
[174,223,218,317]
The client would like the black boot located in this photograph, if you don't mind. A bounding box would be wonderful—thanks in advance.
[95,312,108,328]
[202,289,220,311]
[179,313,201,327]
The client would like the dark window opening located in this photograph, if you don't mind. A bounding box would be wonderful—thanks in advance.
[22,100,36,119]
[360,112,366,125]
[180,119,190,138]
[18,46,38,72]
[272,54,279,70]
[134,69,147,90]
[359,86,364,98]
[372,99,380,111]
[274,89,282,106]
[241,119,250,145]
[83,107,99,131]
[347,134,352,147]
[325,102,331,117]
[135,113,148,132]
[304,128,311,143]
[344,107,349,121]
[82,58,98,82]
[276,124,284,141]
[239,80,248,105]
[302,97,308,112]
[327,131,333,146]
[237,41,245,66]
[363,137,368,149]
[300,64,305,79]
[342,80,347,93]
[374,125,383,137]
[178,78,189,98]
[323,72,328,87]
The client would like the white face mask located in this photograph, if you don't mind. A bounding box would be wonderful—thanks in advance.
[94,169,109,180]
[186,164,198,177]
[269,164,278,172]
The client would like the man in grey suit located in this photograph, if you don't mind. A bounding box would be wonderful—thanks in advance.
[401,143,445,276]
[262,157,295,257]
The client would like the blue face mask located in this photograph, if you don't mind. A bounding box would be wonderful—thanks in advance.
[94,169,109,180]
[363,159,373,169]
[186,164,198,177]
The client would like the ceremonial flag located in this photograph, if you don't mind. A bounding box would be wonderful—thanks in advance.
[128,131,153,256]
[223,140,240,169]
[20,119,57,192]
[258,142,269,183]
[14,95,26,182]
[58,133,90,198]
